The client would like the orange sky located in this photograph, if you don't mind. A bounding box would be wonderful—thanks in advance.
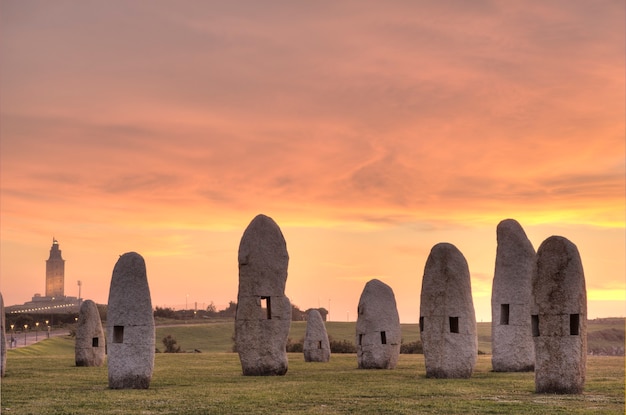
[1,1,624,322]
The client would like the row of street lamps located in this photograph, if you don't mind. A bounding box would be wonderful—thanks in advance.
[8,320,50,348]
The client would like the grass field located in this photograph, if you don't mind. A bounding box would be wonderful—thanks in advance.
[152,319,623,356]
[153,321,491,354]
[2,319,624,414]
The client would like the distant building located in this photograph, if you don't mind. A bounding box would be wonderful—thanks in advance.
[46,238,65,297]
[6,239,79,314]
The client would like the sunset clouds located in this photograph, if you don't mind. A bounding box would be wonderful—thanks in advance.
[1,1,623,321]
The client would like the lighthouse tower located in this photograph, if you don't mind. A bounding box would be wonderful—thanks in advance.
[45,239,65,298]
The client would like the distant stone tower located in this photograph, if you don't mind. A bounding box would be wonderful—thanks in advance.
[46,238,65,298]
[532,236,587,394]
[491,219,536,372]
[420,243,477,378]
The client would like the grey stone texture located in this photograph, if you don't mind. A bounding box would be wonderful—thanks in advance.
[356,279,401,369]
[1,292,6,377]
[303,309,330,362]
[75,299,106,367]
[491,219,536,372]
[107,252,155,389]
[235,214,291,376]
[420,243,477,378]
[532,236,587,394]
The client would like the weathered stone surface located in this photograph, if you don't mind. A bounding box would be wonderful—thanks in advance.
[304,309,330,362]
[75,299,106,367]
[107,252,155,389]
[1,292,6,377]
[420,243,477,378]
[356,279,401,369]
[235,214,291,376]
[532,236,587,394]
[491,219,536,372]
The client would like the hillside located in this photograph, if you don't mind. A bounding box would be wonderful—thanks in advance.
[154,317,625,355]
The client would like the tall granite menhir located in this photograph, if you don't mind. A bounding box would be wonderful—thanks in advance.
[75,299,106,367]
[491,219,535,372]
[1,292,6,377]
[420,243,477,378]
[532,236,587,394]
[356,279,401,369]
[303,309,330,362]
[107,252,155,389]
[235,214,291,376]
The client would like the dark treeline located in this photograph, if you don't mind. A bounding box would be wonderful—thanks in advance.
[154,302,328,322]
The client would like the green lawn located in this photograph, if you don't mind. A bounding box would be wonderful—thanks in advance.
[2,332,624,414]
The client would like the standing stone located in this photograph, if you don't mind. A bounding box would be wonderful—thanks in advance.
[532,236,587,394]
[356,279,401,369]
[491,219,536,372]
[420,243,477,378]
[1,292,6,377]
[107,252,155,389]
[235,214,291,376]
[75,299,106,367]
[303,309,330,362]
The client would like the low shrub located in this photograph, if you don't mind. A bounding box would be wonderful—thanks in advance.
[400,340,422,354]
[162,335,182,353]
[330,339,356,353]
[286,337,304,353]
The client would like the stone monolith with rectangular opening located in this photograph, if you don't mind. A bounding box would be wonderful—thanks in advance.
[303,309,330,362]
[491,219,535,372]
[75,299,106,367]
[356,279,401,369]
[0,292,6,377]
[420,243,477,378]
[235,214,291,375]
[107,252,155,389]
[532,236,587,394]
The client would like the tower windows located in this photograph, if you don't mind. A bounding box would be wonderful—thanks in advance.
[381,331,387,344]
[92,337,99,347]
[419,316,424,332]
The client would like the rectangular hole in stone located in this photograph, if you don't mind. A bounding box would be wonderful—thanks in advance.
[92,337,99,347]
[449,317,459,334]
[318,340,322,349]
[419,316,424,332]
[532,315,539,337]
[113,326,124,343]
[570,313,580,335]
[260,296,271,319]
[500,304,510,325]
[358,334,363,346]
[381,331,387,344]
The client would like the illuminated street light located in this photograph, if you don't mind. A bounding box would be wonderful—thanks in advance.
[23,324,28,346]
